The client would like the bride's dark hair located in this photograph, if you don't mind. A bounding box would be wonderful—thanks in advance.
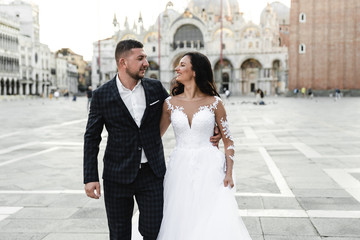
[171,52,220,97]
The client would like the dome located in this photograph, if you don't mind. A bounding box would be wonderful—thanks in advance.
[187,0,240,17]
[155,8,180,26]
[260,2,290,25]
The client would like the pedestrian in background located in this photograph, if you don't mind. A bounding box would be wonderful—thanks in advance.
[301,87,306,97]
[335,88,341,101]
[293,88,299,97]
[307,88,313,99]
[225,88,231,99]
[254,88,265,105]
[54,90,59,100]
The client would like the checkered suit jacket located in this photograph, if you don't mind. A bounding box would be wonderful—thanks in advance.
[83,76,169,184]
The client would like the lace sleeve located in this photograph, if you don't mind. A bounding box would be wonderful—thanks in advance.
[160,96,172,136]
[214,99,235,173]
[165,96,173,111]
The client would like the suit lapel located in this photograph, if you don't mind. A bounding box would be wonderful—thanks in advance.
[109,77,138,127]
[140,79,150,126]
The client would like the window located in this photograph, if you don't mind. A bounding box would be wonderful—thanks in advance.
[173,24,204,50]
[299,44,306,54]
[299,13,306,23]
[152,46,156,52]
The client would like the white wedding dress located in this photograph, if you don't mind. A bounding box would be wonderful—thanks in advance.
[155,96,252,240]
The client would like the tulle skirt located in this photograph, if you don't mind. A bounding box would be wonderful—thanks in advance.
[156,145,252,240]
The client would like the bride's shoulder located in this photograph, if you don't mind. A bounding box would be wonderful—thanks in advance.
[210,95,223,107]
[164,95,183,111]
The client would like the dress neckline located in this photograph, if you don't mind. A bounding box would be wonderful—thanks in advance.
[166,96,221,129]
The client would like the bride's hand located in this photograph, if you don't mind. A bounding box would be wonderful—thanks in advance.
[223,174,234,188]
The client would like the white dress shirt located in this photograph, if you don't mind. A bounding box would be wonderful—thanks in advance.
[116,74,148,164]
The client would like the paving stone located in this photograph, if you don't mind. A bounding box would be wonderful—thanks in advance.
[242,217,263,235]
[236,196,264,209]
[311,218,360,237]
[0,233,47,240]
[264,236,321,240]
[297,197,360,211]
[42,233,109,240]
[292,189,352,198]
[56,218,108,233]
[321,238,360,240]
[69,207,107,219]
[260,217,319,236]
[0,219,61,232]
[262,197,302,209]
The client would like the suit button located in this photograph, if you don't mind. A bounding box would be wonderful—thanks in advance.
[138,147,142,151]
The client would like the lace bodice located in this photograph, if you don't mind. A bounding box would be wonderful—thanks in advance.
[165,96,220,149]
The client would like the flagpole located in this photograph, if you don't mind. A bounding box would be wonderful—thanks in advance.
[158,15,161,77]
[220,0,224,92]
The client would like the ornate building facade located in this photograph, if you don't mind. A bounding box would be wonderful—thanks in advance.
[0,11,20,95]
[92,0,289,95]
[0,0,83,97]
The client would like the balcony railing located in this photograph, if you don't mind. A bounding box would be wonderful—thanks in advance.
[170,40,204,51]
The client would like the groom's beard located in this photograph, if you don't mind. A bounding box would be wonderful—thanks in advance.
[126,67,147,80]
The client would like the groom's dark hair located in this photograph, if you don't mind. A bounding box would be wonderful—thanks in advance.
[115,39,143,64]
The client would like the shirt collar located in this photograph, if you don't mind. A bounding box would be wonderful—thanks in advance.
[116,73,142,92]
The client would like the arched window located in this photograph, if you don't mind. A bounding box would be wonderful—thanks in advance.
[299,13,306,23]
[299,44,306,54]
[173,24,204,50]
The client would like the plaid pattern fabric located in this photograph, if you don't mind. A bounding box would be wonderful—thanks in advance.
[104,164,164,240]
[83,77,169,184]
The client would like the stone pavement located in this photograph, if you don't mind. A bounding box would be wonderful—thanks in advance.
[0,96,360,240]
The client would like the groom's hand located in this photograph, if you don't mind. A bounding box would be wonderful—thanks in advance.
[210,125,221,148]
[85,182,101,199]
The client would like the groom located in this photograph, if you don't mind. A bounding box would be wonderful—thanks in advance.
[84,39,220,240]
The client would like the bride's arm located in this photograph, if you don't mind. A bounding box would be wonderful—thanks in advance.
[215,100,235,188]
[160,101,171,137]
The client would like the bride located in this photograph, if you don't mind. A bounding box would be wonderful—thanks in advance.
[157,52,252,239]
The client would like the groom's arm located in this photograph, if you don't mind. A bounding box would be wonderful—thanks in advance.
[210,125,221,147]
[83,90,104,198]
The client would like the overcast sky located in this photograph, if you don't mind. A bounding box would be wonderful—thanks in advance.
[3,0,290,61]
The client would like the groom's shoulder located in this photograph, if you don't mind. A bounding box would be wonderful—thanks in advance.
[94,77,116,93]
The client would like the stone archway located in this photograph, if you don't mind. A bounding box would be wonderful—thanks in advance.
[5,79,10,95]
[149,74,158,79]
[173,24,204,50]
[241,59,262,94]
[16,80,20,95]
[214,59,233,93]
[35,74,39,95]
[272,60,281,94]
[42,80,46,97]
[10,79,15,95]
[0,79,4,95]
[145,60,159,80]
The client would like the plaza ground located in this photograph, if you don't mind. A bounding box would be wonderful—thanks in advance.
[0,95,359,240]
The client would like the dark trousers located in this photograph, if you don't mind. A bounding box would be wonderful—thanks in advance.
[103,164,164,240]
